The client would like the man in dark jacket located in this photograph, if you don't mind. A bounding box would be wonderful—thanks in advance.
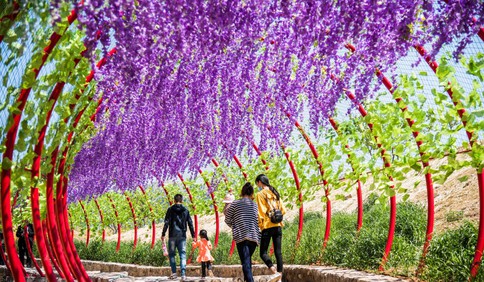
[16,222,34,268]
[162,194,196,280]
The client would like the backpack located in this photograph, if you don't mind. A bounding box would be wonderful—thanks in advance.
[266,194,283,224]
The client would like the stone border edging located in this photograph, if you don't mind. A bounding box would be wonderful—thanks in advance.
[81,260,410,281]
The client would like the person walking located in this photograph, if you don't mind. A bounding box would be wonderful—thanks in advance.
[255,174,286,278]
[192,229,214,279]
[162,193,196,281]
[224,182,261,282]
[16,222,34,268]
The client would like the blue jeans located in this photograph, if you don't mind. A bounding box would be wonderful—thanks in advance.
[236,240,257,282]
[168,237,187,276]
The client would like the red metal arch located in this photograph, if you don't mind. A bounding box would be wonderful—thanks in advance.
[343,89,397,271]
[177,173,199,236]
[328,117,364,231]
[78,200,90,247]
[138,185,156,249]
[198,168,220,247]
[414,44,484,279]
[0,8,78,281]
[124,192,138,249]
[94,199,106,243]
[107,195,122,252]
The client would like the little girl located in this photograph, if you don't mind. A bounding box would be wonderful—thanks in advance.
[192,229,215,278]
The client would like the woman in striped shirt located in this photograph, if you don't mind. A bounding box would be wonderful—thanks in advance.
[224,182,261,282]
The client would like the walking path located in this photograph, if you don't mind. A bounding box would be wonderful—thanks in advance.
[0,262,411,281]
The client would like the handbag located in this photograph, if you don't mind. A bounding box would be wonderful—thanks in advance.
[266,194,283,224]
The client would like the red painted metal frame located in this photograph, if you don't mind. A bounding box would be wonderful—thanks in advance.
[78,200,90,247]
[280,143,304,243]
[94,199,106,243]
[152,173,173,205]
[375,68,435,273]
[286,114,332,245]
[217,146,247,258]
[414,44,484,279]
[328,117,364,231]
[42,219,64,278]
[177,173,198,236]
[177,173,199,264]
[0,1,20,43]
[343,89,397,271]
[0,8,78,281]
[46,147,75,281]
[346,41,436,271]
[138,185,156,249]
[24,225,44,276]
[124,192,138,249]
[198,168,220,247]
[107,195,122,252]
[28,46,87,281]
[52,48,116,281]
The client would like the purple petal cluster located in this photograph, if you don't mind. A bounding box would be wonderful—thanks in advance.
[65,0,484,201]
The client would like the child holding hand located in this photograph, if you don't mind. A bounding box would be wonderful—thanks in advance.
[192,229,215,278]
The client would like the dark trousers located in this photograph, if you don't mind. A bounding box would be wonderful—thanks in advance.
[236,240,257,282]
[18,239,32,267]
[201,261,212,277]
[260,226,283,272]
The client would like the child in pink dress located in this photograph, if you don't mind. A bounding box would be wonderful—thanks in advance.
[192,229,215,278]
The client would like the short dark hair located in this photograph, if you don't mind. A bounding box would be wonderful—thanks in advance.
[199,229,208,240]
[241,182,254,197]
[174,194,183,203]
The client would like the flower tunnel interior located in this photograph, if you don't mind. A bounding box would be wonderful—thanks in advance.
[0,1,484,281]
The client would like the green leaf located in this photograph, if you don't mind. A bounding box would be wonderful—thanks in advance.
[2,157,13,170]
[458,176,469,183]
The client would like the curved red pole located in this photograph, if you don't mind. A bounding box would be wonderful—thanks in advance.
[414,44,484,278]
[0,240,11,272]
[46,147,75,281]
[375,68,435,273]
[124,193,138,250]
[328,117,363,231]
[61,176,89,281]
[107,195,122,252]
[0,1,20,43]
[160,182,173,205]
[24,225,44,275]
[198,169,220,247]
[42,219,64,278]
[221,150,249,257]
[251,142,270,171]
[28,46,87,281]
[94,199,106,243]
[232,154,249,181]
[152,173,173,205]
[177,173,198,236]
[78,200,90,247]
[250,141,278,256]
[177,173,198,265]
[344,89,397,271]
[286,115,331,245]
[53,48,116,281]
[346,41,438,271]
[280,144,304,242]
[0,8,78,281]
[138,185,156,249]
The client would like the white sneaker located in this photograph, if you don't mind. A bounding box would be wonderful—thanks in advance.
[169,273,177,279]
[267,272,282,282]
[181,276,187,281]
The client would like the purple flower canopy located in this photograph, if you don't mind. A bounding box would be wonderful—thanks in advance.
[67,0,484,202]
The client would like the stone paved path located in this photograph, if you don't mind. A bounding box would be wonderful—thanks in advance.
[1,262,411,281]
